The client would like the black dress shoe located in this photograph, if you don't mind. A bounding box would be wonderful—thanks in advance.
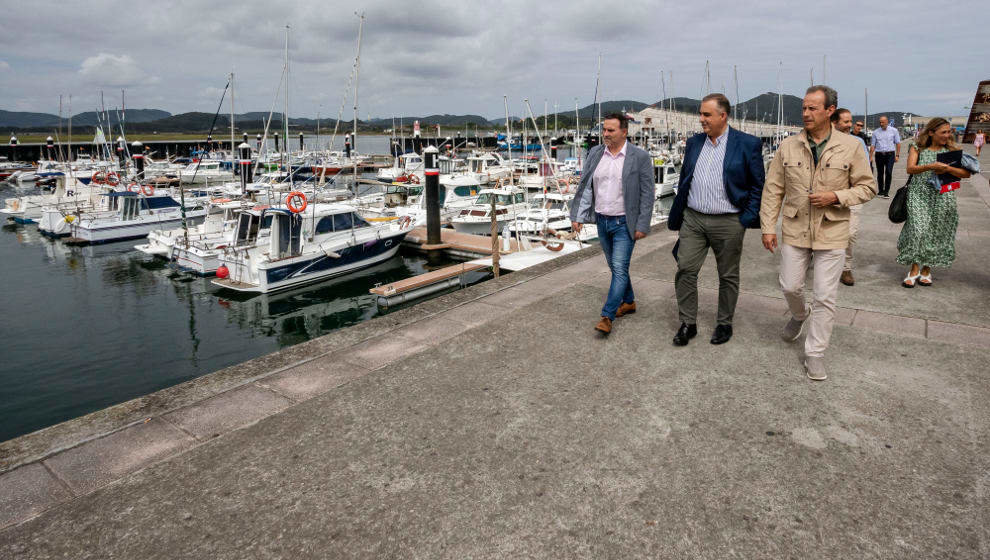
[710,324,733,345]
[672,323,697,346]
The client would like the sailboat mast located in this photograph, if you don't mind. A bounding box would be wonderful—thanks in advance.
[283,24,290,179]
[595,53,602,145]
[573,97,580,164]
[504,95,511,163]
[864,88,869,131]
[352,12,365,189]
[733,65,741,131]
[230,71,235,156]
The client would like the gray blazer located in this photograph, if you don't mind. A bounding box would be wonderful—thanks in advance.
[568,142,656,238]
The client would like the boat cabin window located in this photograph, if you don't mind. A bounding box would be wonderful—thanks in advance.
[273,213,302,257]
[315,216,335,234]
[470,160,485,173]
[439,159,455,173]
[475,193,493,205]
[654,165,664,183]
[514,193,525,204]
[329,212,371,232]
[144,197,180,210]
[497,194,512,205]
[121,197,141,220]
[453,186,478,198]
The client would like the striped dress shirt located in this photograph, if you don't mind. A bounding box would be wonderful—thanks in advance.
[687,129,738,215]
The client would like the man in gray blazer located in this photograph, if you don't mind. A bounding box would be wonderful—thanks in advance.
[569,112,656,334]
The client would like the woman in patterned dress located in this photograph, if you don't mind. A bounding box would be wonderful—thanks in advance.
[897,118,972,287]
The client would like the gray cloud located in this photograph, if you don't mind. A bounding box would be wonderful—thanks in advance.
[0,0,983,120]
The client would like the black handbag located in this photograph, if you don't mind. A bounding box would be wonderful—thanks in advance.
[888,180,910,223]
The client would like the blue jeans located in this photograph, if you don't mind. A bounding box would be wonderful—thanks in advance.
[596,213,636,320]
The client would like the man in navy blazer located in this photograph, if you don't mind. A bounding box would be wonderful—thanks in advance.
[667,94,765,346]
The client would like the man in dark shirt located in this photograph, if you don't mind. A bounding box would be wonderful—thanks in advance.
[852,120,873,173]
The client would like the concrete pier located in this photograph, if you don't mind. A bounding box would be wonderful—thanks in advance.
[1,149,989,558]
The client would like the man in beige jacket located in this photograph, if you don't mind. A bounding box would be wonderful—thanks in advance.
[760,86,877,380]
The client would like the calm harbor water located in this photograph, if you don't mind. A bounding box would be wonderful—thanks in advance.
[0,137,584,442]
[0,217,454,442]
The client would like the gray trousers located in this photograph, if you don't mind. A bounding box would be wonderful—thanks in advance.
[674,208,746,326]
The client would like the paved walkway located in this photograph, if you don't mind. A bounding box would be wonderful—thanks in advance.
[2,147,989,558]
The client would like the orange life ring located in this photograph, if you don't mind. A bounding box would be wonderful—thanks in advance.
[105,171,120,186]
[286,191,307,213]
[541,239,565,252]
[408,174,420,185]
[126,183,139,192]
[141,184,155,196]
[91,171,105,185]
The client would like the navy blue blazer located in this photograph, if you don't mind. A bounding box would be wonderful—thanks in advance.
[667,127,765,230]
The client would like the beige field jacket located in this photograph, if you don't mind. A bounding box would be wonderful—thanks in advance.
[760,126,877,249]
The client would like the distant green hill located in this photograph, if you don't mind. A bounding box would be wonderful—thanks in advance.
[0,109,170,129]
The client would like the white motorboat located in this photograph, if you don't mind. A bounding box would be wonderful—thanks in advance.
[178,160,234,185]
[450,186,529,236]
[507,193,572,236]
[137,202,272,275]
[376,152,423,182]
[653,159,680,198]
[212,203,414,293]
[39,191,210,243]
[464,153,513,184]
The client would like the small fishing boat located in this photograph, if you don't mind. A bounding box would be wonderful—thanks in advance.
[38,191,210,243]
[450,186,529,236]
[212,202,414,293]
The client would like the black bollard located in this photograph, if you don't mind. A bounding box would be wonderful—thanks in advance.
[550,137,558,161]
[274,132,279,153]
[131,141,145,181]
[206,135,213,152]
[256,133,263,152]
[46,136,54,161]
[238,142,252,193]
[9,136,17,162]
[344,134,351,159]
[299,132,304,151]
[423,145,441,247]
[243,132,248,147]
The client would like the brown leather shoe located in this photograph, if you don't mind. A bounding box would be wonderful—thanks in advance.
[595,316,612,334]
[840,270,855,286]
[615,302,637,317]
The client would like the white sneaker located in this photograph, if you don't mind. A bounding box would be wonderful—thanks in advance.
[804,356,827,381]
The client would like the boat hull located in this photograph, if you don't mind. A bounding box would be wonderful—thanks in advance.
[215,231,409,293]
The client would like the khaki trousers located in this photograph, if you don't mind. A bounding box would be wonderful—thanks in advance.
[779,244,846,358]
[844,204,861,272]
[674,209,746,326]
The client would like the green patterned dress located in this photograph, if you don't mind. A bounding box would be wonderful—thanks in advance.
[896,147,958,268]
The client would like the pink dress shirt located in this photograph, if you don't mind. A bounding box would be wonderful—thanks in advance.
[593,141,627,216]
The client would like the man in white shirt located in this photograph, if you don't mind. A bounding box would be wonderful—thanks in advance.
[870,115,901,198]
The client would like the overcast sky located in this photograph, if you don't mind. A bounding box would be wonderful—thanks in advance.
[0,0,984,121]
